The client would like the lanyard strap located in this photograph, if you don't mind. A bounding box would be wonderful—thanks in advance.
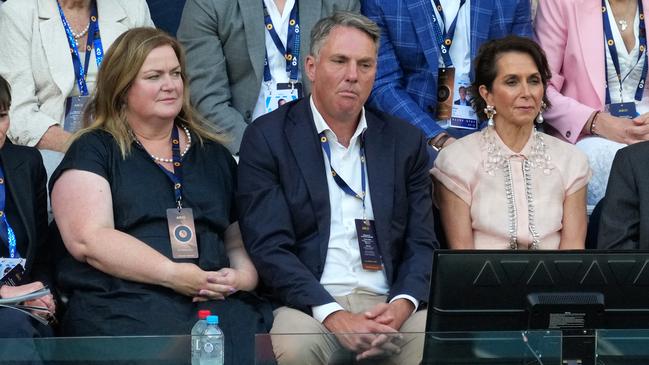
[0,166,19,259]
[263,0,300,83]
[138,126,185,209]
[57,1,103,96]
[319,132,367,214]
[602,0,648,104]
[430,0,467,67]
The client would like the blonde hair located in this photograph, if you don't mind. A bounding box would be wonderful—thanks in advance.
[74,27,227,157]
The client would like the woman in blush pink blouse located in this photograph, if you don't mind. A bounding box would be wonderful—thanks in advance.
[432,36,591,250]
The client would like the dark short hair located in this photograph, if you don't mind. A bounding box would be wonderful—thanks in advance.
[0,75,10,112]
[471,36,552,121]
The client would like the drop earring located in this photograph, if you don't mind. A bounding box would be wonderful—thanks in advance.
[536,101,547,124]
[485,105,496,127]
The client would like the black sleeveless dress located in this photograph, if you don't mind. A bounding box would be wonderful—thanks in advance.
[50,130,272,365]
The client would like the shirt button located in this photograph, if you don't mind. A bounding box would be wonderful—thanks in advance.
[566,131,571,138]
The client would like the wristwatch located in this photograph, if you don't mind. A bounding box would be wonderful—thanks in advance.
[428,133,450,152]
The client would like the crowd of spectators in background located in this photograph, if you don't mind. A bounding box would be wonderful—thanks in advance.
[1,0,649,364]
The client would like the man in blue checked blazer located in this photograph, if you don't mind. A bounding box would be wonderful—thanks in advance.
[362,0,532,157]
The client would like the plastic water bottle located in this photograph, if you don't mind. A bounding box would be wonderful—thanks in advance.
[191,310,211,365]
[199,315,224,365]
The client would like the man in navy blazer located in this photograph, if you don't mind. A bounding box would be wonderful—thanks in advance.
[362,0,532,155]
[238,11,437,364]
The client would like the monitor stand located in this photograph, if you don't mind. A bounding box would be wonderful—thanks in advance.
[562,329,596,365]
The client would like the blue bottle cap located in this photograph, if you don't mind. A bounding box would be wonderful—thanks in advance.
[206,315,219,325]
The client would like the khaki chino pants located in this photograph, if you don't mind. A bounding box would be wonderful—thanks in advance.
[271,291,427,365]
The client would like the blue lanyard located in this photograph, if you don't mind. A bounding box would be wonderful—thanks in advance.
[57,1,103,96]
[430,0,467,68]
[0,166,19,259]
[602,0,647,104]
[319,132,367,213]
[140,126,185,209]
[263,1,300,83]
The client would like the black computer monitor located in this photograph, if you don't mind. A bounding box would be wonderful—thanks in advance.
[423,250,649,364]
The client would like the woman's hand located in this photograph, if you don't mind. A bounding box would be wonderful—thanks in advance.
[199,268,240,300]
[0,281,45,299]
[595,112,649,144]
[192,268,243,302]
[163,262,236,301]
[0,281,55,315]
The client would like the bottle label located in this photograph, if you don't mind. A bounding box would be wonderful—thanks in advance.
[204,342,214,353]
[194,338,201,351]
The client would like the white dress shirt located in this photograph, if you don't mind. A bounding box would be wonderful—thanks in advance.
[604,0,649,114]
[309,98,417,323]
[252,0,298,121]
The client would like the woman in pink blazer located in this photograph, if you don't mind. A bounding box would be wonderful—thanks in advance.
[535,0,649,206]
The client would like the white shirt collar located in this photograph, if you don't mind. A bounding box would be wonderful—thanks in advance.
[310,96,368,147]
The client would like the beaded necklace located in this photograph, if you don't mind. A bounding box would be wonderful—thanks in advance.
[481,127,553,249]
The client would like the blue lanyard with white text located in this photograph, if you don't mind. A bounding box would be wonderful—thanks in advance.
[57,1,103,96]
[0,166,19,259]
[152,127,185,209]
[319,132,367,215]
[263,0,300,83]
[602,0,647,104]
[431,0,467,67]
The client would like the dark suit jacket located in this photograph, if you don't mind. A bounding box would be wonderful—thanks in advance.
[237,97,437,313]
[146,0,186,36]
[0,142,50,286]
[598,141,649,249]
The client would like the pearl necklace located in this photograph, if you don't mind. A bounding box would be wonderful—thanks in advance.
[72,22,90,41]
[147,125,192,164]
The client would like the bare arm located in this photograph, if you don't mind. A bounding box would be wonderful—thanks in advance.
[202,222,258,298]
[435,180,474,249]
[51,169,225,299]
[559,186,587,249]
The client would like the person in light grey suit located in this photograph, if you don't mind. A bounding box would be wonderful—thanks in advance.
[598,141,649,250]
[177,0,359,154]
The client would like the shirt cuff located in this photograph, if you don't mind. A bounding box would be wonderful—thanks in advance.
[312,302,345,323]
[390,294,419,314]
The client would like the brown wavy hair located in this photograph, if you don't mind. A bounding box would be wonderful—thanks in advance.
[73,27,227,157]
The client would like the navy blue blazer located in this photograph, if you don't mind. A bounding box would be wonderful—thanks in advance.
[362,0,533,139]
[237,97,438,313]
